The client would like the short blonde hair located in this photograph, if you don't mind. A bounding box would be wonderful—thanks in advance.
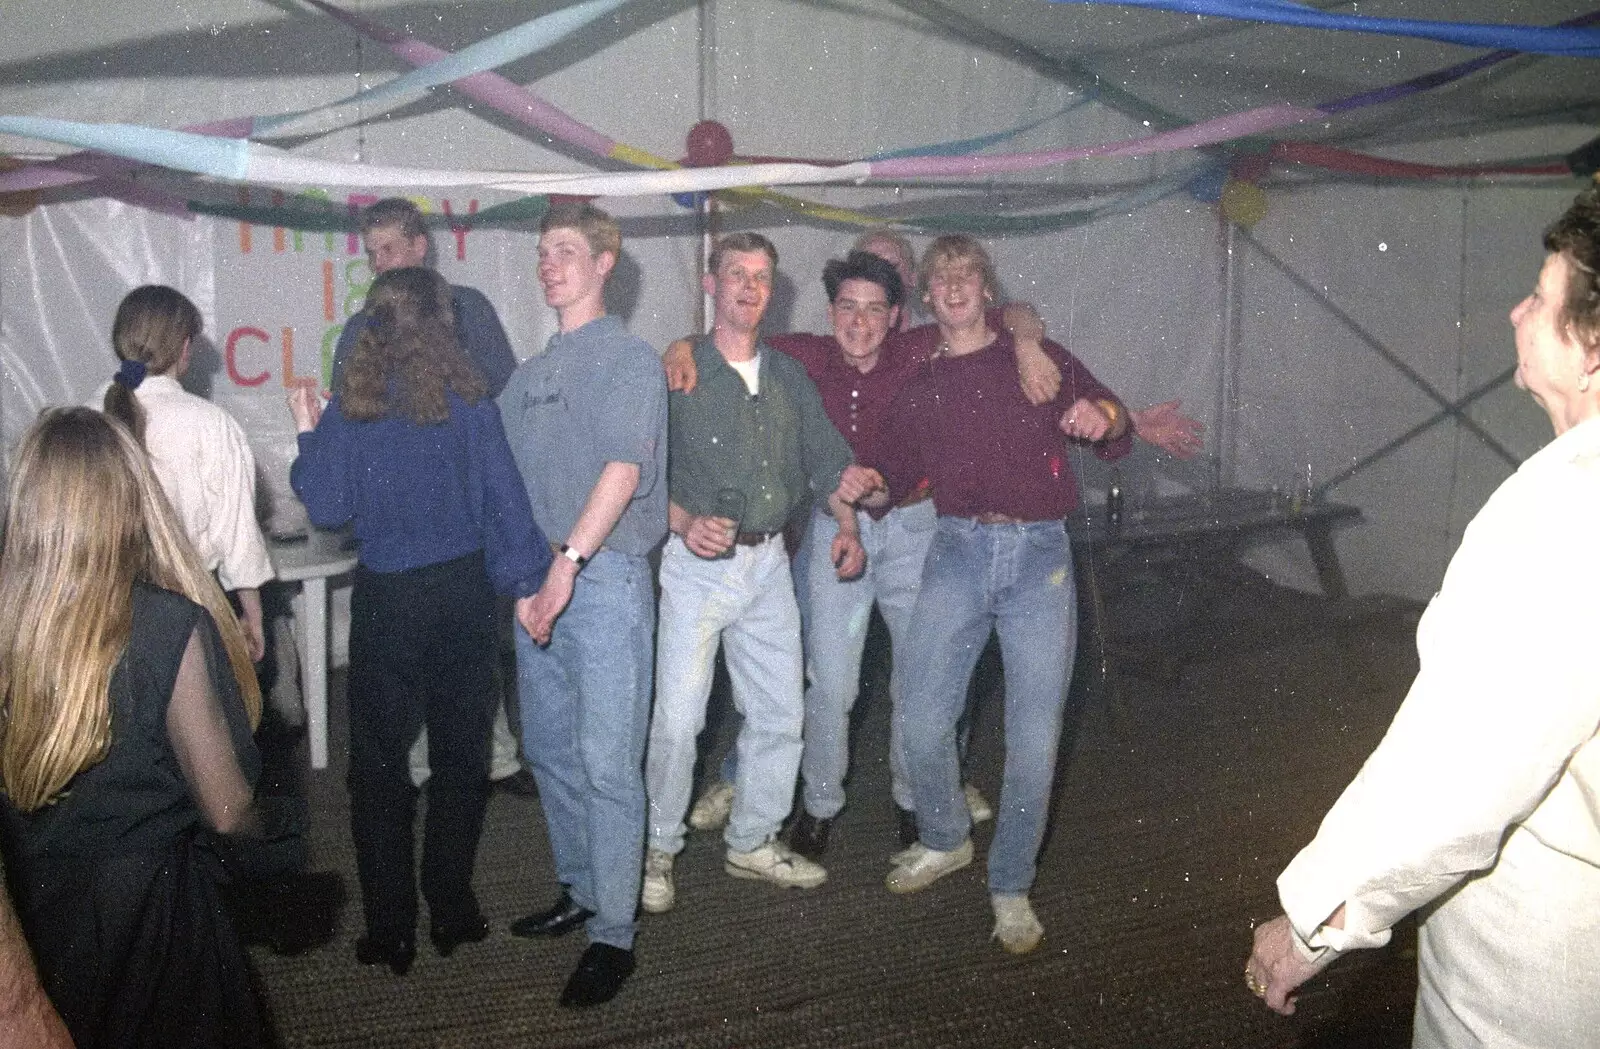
[541,201,621,261]
[918,235,998,301]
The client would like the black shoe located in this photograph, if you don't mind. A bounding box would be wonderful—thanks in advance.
[896,805,918,848]
[789,812,831,860]
[430,911,490,957]
[559,943,635,1008]
[509,891,593,938]
[355,936,414,975]
[491,768,539,797]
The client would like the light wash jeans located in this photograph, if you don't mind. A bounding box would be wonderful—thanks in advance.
[899,517,1077,895]
[801,500,936,817]
[516,550,654,950]
[647,534,804,856]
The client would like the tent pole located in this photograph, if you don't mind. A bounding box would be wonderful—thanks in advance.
[697,0,716,334]
[1217,218,1239,490]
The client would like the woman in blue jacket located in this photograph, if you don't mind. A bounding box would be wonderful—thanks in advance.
[290,267,550,975]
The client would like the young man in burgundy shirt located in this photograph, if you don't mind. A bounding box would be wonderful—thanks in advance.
[872,235,1133,955]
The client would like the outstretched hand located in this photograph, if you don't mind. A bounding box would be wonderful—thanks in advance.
[1131,399,1204,459]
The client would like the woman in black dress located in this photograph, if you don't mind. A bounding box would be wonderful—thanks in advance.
[0,408,282,1049]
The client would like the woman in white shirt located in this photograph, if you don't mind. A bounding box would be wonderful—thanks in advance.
[101,286,273,662]
[1246,186,1600,1047]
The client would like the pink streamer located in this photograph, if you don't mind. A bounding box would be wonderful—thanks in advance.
[304,0,619,162]
[869,105,1320,178]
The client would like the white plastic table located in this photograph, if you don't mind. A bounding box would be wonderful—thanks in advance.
[268,531,358,770]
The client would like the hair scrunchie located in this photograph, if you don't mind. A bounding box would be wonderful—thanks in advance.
[113,358,147,391]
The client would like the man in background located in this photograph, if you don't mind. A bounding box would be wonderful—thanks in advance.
[333,197,534,798]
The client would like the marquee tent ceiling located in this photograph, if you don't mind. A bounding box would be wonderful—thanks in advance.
[0,0,1594,192]
[898,1,1599,154]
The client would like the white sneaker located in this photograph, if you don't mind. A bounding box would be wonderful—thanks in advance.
[991,893,1044,954]
[724,839,827,889]
[641,848,676,914]
[885,838,973,894]
[964,784,994,824]
[688,781,735,831]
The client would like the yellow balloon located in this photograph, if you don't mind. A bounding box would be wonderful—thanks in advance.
[1220,179,1268,229]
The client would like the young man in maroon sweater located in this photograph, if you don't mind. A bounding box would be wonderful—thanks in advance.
[872,235,1133,955]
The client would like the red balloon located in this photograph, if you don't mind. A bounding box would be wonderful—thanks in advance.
[685,120,734,167]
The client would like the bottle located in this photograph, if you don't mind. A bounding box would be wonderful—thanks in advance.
[1106,469,1123,529]
[1290,464,1312,515]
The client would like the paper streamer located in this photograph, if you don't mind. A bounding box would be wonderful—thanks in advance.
[1,0,1588,224]
[0,115,876,195]
[300,0,621,160]
[252,0,633,138]
[1269,142,1570,179]
[1047,1,1600,58]
[301,0,885,226]
[866,104,1320,178]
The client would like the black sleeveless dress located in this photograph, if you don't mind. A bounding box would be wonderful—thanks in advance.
[0,584,268,1049]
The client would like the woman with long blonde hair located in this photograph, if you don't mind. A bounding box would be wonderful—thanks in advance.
[0,407,277,1049]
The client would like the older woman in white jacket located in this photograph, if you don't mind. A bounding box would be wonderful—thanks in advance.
[1246,185,1600,1048]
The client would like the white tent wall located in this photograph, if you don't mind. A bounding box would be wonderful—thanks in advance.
[0,0,1591,610]
[1229,179,1576,598]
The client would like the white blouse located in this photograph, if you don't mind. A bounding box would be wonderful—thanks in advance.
[1279,416,1600,951]
[98,375,274,591]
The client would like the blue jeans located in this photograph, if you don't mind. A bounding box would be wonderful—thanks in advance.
[516,550,654,950]
[647,535,804,855]
[899,517,1077,895]
[801,500,936,817]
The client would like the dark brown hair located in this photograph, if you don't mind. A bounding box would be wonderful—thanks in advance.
[102,285,201,445]
[1543,184,1600,351]
[338,268,486,424]
[359,197,428,240]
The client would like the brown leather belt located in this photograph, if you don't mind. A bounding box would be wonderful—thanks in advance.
[735,530,782,546]
[973,512,1025,525]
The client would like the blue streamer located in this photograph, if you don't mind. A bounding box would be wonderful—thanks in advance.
[252,0,634,136]
[1044,1,1600,57]
[0,117,248,179]
[866,96,1097,161]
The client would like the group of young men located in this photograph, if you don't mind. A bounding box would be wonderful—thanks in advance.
[337,198,1195,1009]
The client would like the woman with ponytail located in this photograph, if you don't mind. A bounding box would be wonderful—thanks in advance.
[100,285,273,663]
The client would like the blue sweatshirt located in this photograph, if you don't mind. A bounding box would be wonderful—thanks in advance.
[290,392,550,597]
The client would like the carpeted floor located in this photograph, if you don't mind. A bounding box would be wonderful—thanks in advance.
[251,566,1423,1048]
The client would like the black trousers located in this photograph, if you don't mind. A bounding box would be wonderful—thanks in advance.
[346,550,497,945]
